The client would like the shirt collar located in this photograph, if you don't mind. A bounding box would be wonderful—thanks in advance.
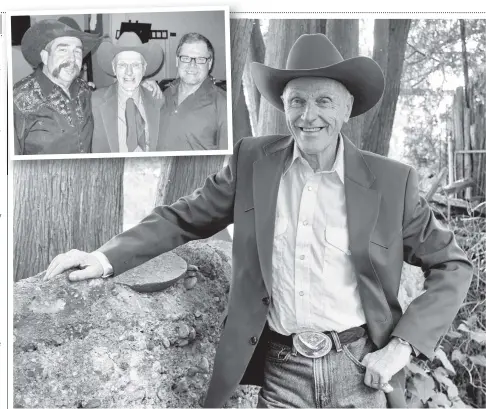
[117,84,141,105]
[284,134,345,184]
[35,66,81,98]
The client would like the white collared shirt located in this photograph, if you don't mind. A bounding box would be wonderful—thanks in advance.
[267,135,366,335]
[117,86,149,152]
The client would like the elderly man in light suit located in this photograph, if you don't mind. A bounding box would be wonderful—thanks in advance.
[91,32,164,153]
[45,34,472,408]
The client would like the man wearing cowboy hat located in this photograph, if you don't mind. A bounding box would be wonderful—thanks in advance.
[45,33,472,408]
[13,17,102,155]
[157,32,228,151]
[91,31,164,153]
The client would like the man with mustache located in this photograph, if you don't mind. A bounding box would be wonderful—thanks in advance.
[13,17,102,155]
[157,32,228,151]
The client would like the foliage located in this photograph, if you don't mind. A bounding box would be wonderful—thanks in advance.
[400,19,486,173]
[405,217,486,408]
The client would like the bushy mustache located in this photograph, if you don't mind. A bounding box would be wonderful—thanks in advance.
[52,61,81,78]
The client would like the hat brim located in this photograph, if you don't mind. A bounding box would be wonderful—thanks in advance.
[251,56,385,118]
[21,22,102,67]
[96,41,164,78]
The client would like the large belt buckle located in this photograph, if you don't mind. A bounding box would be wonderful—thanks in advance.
[292,331,332,358]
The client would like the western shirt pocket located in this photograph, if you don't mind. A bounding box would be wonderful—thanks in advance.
[325,225,351,255]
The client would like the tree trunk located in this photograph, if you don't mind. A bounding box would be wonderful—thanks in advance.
[362,19,389,138]
[257,19,324,136]
[156,18,253,206]
[361,19,411,156]
[13,159,124,281]
[243,20,265,135]
[326,19,362,146]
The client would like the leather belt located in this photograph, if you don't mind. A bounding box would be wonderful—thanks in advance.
[269,324,367,358]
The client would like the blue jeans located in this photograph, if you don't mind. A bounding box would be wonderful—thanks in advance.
[257,334,387,408]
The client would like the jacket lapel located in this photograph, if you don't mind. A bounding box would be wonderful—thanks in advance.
[253,136,293,296]
[100,84,119,152]
[343,135,392,347]
[140,88,161,152]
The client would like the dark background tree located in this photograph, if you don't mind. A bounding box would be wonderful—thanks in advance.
[13,159,124,281]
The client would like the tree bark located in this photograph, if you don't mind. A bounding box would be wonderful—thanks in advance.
[257,19,324,136]
[243,20,265,135]
[326,19,362,146]
[362,19,389,139]
[361,19,412,156]
[13,159,124,281]
[156,18,253,206]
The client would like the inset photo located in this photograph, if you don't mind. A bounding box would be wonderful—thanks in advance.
[7,7,232,159]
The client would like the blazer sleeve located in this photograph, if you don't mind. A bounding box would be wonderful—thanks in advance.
[97,137,244,275]
[391,167,473,360]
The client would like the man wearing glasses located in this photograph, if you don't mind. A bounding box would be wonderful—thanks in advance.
[157,32,228,151]
[91,31,164,153]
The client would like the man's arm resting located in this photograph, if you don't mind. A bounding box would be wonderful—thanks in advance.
[97,137,244,276]
[391,167,473,360]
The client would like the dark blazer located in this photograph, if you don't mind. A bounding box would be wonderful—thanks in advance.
[91,83,164,153]
[98,134,473,408]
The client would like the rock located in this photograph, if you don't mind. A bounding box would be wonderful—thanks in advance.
[194,310,202,318]
[177,339,189,347]
[152,361,162,373]
[161,336,170,349]
[187,366,199,377]
[198,357,210,374]
[186,270,197,278]
[187,265,199,272]
[178,323,190,338]
[13,242,235,408]
[172,378,189,394]
[114,252,187,293]
[183,277,197,290]
[84,398,101,408]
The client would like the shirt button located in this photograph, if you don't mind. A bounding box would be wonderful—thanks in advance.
[300,255,305,260]
[174,110,178,113]
[299,291,304,296]
[250,336,258,345]
[307,186,312,191]
[303,220,308,226]
[262,297,270,306]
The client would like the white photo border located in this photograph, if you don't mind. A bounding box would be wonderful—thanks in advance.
[6,5,233,160]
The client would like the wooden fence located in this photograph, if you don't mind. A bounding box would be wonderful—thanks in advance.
[428,86,485,218]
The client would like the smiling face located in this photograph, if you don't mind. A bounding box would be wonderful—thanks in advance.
[41,36,83,86]
[282,77,353,155]
[176,41,212,87]
[113,51,147,93]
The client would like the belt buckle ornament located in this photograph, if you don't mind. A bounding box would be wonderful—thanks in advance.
[292,331,332,358]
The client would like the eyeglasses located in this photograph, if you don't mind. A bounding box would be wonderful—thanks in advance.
[178,55,211,65]
[116,62,144,71]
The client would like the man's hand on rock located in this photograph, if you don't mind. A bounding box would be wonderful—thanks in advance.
[44,250,104,282]
[361,337,412,393]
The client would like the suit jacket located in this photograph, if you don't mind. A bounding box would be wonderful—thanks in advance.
[98,134,473,408]
[91,83,164,153]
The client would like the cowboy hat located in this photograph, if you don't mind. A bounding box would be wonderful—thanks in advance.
[21,18,103,67]
[251,33,385,117]
[97,31,164,77]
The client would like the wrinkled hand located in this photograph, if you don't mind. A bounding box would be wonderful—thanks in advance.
[361,337,412,393]
[43,250,103,282]
[142,80,164,101]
